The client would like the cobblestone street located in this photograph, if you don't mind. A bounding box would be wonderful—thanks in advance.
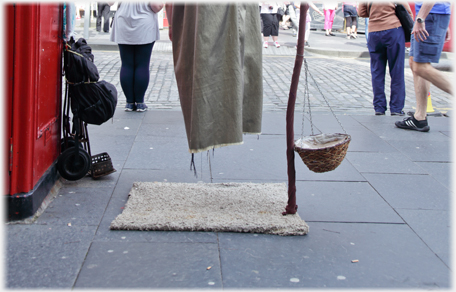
[94,50,453,115]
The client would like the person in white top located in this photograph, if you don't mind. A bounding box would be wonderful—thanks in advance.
[110,2,163,112]
[260,2,281,48]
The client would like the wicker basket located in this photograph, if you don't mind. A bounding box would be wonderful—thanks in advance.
[90,152,116,179]
[294,133,351,173]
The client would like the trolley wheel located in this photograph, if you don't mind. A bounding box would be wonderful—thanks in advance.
[57,147,92,181]
[61,137,84,152]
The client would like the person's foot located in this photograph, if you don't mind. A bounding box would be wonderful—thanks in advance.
[375,111,385,116]
[305,41,310,47]
[395,115,430,132]
[125,103,136,112]
[351,34,357,39]
[136,103,148,112]
[346,35,351,39]
[329,32,336,36]
[274,41,280,48]
[263,41,268,48]
[292,29,297,37]
[391,111,405,116]
[325,33,330,36]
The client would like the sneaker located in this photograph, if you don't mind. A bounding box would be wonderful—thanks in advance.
[375,112,385,116]
[263,41,268,48]
[395,115,430,132]
[125,103,136,111]
[292,29,297,37]
[391,111,405,116]
[305,41,310,47]
[346,35,351,39]
[136,103,148,112]
[274,41,280,48]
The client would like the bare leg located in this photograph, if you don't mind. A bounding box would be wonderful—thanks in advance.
[413,73,431,121]
[272,36,278,42]
[412,60,453,95]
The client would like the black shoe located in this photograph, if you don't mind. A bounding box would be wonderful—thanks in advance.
[305,41,310,47]
[375,112,385,116]
[395,115,430,132]
[329,32,336,36]
[391,111,405,116]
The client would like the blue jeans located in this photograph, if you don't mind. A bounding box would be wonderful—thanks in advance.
[368,27,406,113]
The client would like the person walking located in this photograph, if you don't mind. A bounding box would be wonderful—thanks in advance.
[324,2,338,36]
[260,2,281,48]
[110,2,163,112]
[96,2,111,33]
[359,2,412,116]
[343,1,358,39]
[395,2,452,132]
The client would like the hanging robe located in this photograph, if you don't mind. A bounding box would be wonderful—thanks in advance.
[171,3,263,153]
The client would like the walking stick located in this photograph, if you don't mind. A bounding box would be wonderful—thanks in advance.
[284,3,309,215]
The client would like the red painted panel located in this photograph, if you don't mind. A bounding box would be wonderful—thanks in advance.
[5,4,15,195]
[8,4,62,195]
[10,4,37,194]
[33,4,62,185]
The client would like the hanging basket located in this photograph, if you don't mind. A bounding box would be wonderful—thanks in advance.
[294,133,351,173]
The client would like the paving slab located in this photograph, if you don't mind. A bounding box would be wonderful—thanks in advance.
[362,173,450,210]
[415,161,452,189]
[83,134,136,161]
[7,224,96,289]
[345,152,428,174]
[74,241,222,289]
[387,139,451,163]
[396,209,450,267]
[295,181,404,223]
[217,222,449,288]
[34,186,112,226]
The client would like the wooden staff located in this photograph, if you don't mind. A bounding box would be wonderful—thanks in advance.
[284,3,309,215]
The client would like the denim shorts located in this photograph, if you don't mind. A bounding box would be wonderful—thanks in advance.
[409,13,451,63]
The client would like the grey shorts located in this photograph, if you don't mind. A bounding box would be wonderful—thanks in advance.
[409,13,451,63]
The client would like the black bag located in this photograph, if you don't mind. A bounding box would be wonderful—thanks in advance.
[70,81,118,125]
[395,4,413,42]
[64,37,100,84]
[277,7,285,16]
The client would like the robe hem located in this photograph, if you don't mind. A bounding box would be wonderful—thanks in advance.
[188,141,245,154]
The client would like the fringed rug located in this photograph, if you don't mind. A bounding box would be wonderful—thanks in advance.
[110,182,309,236]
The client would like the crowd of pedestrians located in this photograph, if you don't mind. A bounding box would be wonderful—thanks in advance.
[96,1,452,133]
[259,1,452,131]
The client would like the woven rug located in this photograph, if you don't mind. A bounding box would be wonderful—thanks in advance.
[110,182,309,236]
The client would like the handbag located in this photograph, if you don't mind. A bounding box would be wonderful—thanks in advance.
[395,3,413,42]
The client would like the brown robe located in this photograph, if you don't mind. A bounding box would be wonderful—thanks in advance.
[171,3,263,153]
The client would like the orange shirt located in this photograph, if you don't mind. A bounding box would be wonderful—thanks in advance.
[358,2,413,33]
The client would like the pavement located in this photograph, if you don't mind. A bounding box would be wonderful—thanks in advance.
[6,17,454,289]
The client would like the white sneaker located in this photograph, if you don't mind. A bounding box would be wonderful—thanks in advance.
[263,41,268,48]
[274,41,280,48]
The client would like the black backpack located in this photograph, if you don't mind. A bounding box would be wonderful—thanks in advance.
[64,37,100,84]
[64,37,117,125]
[69,81,117,125]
